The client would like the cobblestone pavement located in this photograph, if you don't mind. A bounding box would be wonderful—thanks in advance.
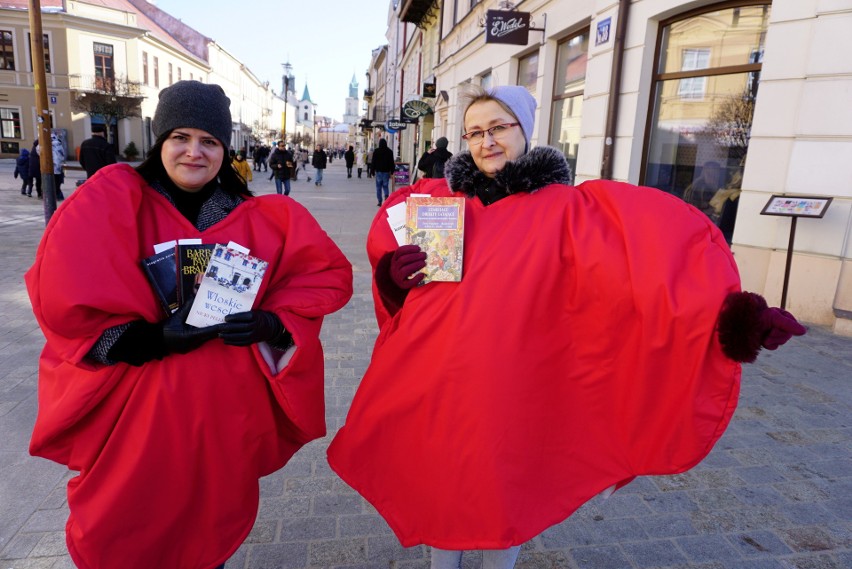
[0,157,850,569]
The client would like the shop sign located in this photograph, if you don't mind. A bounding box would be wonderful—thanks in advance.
[422,82,437,98]
[485,10,530,45]
[402,100,433,119]
[386,119,408,130]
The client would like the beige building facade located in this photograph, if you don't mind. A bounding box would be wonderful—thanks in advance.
[383,0,852,335]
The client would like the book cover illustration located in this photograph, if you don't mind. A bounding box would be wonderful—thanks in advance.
[405,196,464,283]
[177,241,215,306]
[141,248,179,315]
[185,243,269,328]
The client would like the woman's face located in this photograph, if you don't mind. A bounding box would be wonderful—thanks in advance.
[464,100,527,178]
[161,128,224,192]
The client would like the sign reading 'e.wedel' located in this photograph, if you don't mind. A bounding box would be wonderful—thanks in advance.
[485,10,530,45]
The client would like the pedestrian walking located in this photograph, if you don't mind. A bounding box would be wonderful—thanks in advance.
[268,141,294,195]
[14,147,30,195]
[371,137,394,206]
[28,140,42,199]
[25,80,353,569]
[79,124,117,179]
[327,85,805,569]
[356,148,366,178]
[50,133,66,200]
[232,149,253,183]
[312,144,327,186]
[345,145,355,178]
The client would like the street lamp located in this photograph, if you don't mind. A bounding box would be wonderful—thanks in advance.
[281,61,292,144]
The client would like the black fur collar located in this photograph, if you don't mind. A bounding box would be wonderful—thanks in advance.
[444,146,574,197]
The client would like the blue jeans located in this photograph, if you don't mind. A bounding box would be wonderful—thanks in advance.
[315,168,324,185]
[274,176,291,196]
[375,171,390,203]
[430,546,521,569]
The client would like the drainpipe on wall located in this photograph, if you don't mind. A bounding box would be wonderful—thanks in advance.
[600,0,631,180]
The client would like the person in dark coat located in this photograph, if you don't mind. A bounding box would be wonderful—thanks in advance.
[28,140,43,199]
[267,141,294,195]
[371,138,395,206]
[417,137,453,179]
[79,124,117,178]
[15,148,31,195]
[311,145,328,186]
[344,145,355,178]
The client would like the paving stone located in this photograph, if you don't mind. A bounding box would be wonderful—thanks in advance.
[621,539,688,567]
[676,534,742,563]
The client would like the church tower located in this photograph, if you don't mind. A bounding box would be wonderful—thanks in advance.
[343,73,360,126]
[297,83,316,132]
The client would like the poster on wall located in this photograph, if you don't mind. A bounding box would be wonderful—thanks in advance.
[393,162,410,187]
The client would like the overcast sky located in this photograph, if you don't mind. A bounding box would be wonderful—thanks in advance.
[151,0,392,121]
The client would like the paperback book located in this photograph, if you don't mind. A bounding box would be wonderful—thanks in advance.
[404,196,464,283]
[177,241,215,306]
[140,248,179,314]
[186,243,269,328]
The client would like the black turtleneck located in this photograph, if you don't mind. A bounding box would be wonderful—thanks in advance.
[475,180,510,206]
[159,176,218,225]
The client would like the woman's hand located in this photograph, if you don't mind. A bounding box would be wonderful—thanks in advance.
[162,299,224,354]
[219,310,285,346]
[758,307,807,350]
[388,245,427,289]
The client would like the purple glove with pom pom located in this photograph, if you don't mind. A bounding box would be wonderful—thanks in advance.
[758,307,807,350]
[718,292,807,362]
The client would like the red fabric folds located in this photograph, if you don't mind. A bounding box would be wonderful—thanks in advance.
[328,179,741,549]
[26,164,352,569]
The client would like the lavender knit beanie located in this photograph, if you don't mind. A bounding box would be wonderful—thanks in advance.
[152,81,232,148]
[490,85,537,146]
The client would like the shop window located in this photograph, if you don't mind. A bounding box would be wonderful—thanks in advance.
[548,31,588,181]
[642,2,770,244]
[1,30,14,70]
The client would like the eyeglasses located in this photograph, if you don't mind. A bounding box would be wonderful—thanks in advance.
[461,123,520,145]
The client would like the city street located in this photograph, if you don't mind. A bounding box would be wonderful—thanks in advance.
[0,157,850,569]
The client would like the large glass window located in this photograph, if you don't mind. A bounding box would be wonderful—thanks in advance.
[1,30,14,70]
[642,3,770,244]
[549,31,588,180]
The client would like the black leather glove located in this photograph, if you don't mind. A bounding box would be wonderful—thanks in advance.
[219,310,286,346]
[162,298,224,355]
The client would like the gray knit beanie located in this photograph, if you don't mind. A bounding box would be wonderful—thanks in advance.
[490,85,537,146]
[152,81,232,148]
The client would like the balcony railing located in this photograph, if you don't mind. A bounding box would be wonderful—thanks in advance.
[69,74,142,96]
